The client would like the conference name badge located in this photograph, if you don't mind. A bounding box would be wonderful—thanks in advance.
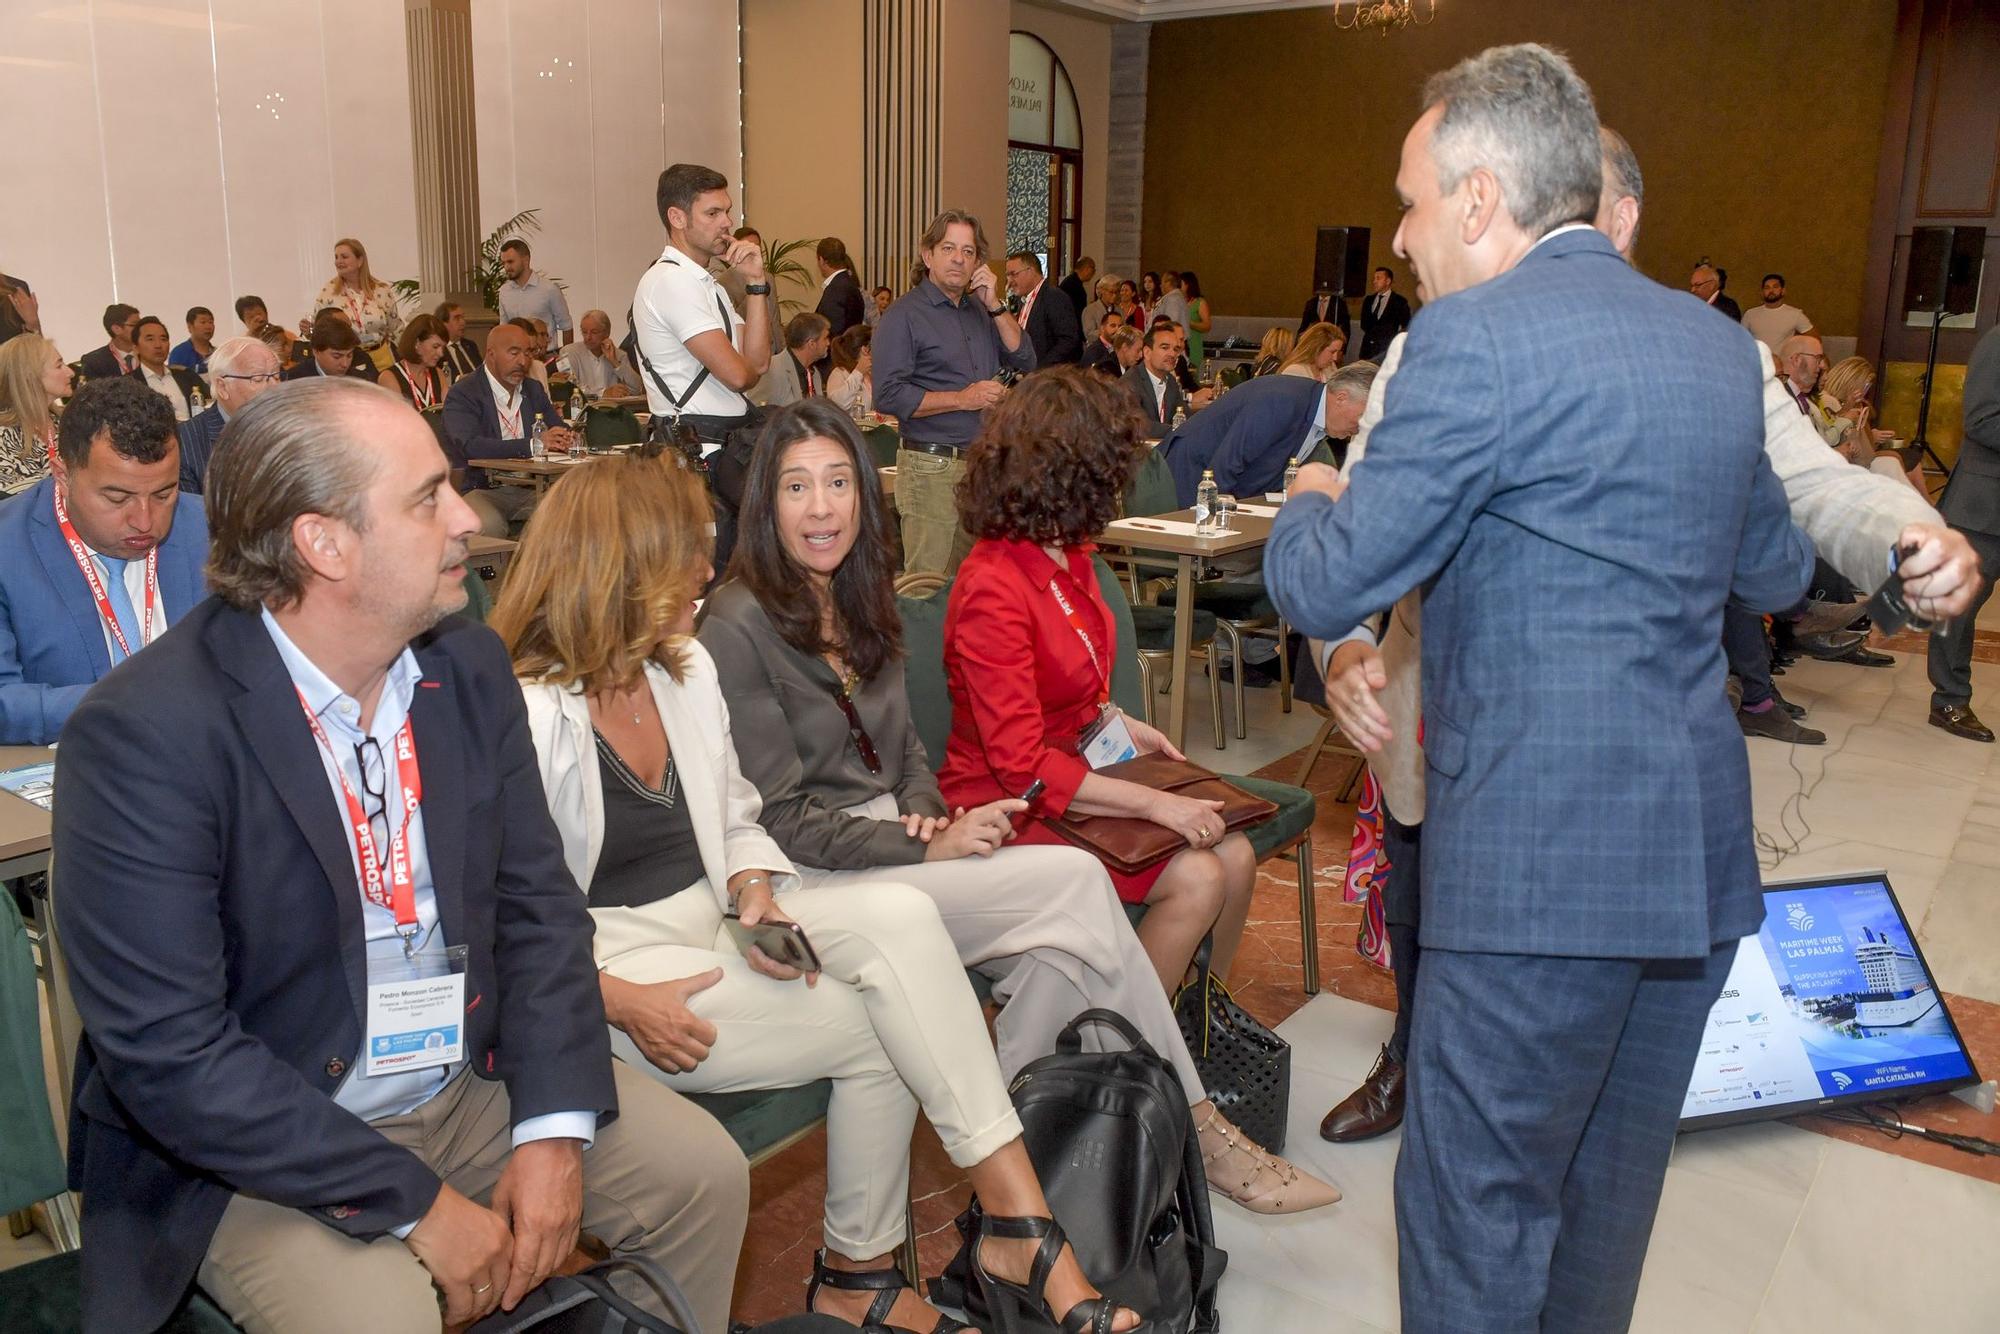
[363,943,468,1078]
[1078,704,1140,771]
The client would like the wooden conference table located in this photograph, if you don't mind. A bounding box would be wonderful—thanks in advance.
[1097,504,1277,752]
[470,453,898,497]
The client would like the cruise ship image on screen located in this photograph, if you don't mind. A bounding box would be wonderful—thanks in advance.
[1853,928,1940,1028]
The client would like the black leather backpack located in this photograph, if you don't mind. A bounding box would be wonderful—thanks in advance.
[931,1010,1225,1334]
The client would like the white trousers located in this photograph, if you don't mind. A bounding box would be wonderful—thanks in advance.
[592,879,1022,1257]
[797,797,1207,1105]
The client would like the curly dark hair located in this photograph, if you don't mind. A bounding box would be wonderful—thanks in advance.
[956,366,1146,546]
[727,400,905,681]
[55,374,177,470]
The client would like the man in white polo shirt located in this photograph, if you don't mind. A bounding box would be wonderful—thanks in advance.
[633,162,774,575]
[496,239,574,348]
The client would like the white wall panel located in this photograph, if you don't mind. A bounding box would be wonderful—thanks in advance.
[468,0,743,335]
[0,2,116,363]
[1,0,743,359]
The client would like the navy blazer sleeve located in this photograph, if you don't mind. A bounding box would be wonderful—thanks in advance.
[53,695,444,1233]
[1266,306,1503,638]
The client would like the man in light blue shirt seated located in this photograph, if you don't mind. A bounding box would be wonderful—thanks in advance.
[0,375,208,743]
[52,377,748,1334]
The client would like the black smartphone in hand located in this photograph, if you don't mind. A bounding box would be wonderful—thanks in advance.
[723,914,823,973]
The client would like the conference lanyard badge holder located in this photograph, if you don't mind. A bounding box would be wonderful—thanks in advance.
[362,932,469,1079]
[1077,704,1140,771]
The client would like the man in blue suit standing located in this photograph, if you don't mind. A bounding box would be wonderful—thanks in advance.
[1265,46,1813,1333]
[0,375,207,743]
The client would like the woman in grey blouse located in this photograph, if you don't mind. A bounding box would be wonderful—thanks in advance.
[698,401,1336,1215]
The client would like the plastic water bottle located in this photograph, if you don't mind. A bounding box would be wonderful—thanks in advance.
[529,420,548,459]
[567,387,588,432]
[1194,469,1218,533]
[1283,458,1300,498]
[188,383,207,416]
[1170,404,1187,435]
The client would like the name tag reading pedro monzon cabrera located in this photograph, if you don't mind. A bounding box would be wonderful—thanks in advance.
[364,945,468,1077]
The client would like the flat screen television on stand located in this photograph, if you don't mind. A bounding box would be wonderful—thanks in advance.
[1679,871,1981,1132]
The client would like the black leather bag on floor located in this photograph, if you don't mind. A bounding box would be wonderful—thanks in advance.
[929,1010,1225,1334]
[464,1256,686,1333]
[1173,938,1292,1153]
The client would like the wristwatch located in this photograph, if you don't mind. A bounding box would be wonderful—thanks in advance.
[744,282,772,296]
[988,305,1007,317]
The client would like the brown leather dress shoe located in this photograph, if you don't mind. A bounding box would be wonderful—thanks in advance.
[1930,703,1996,743]
[1319,1045,1405,1142]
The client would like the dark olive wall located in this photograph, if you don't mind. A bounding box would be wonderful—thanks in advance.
[1142,1,1899,333]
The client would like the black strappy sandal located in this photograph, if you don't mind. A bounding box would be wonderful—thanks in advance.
[972,1214,1139,1334]
[806,1249,969,1334]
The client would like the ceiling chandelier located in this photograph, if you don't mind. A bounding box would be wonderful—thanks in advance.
[1335,0,1438,35]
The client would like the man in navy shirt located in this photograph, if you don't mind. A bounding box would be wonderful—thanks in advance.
[871,209,1034,574]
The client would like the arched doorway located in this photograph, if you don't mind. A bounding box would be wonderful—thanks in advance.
[1006,33,1082,279]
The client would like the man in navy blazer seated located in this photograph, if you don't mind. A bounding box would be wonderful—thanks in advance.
[52,377,748,1334]
[0,376,206,744]
[1160,360,1373,506]
[1265,45,1813,1333]
[440,321,574,537]
[177,335,283,495]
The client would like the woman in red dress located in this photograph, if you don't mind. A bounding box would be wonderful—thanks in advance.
[937,368,1261,997]
[937,367,1336,1215]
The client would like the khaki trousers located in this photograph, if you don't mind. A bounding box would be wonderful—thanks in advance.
[798,800,1206,1104]
[592,878,1023,1258]
[465,484,537,538]
[199,1062,749,1334]
[894,447,972,576]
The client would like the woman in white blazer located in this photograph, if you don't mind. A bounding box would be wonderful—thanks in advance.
[491,454,1136,1334]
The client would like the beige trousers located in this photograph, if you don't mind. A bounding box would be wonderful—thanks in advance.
[593,878,1023,1258]
[198,1062,749,1334]
[797,800,1207,1104]
[894,446,973,575]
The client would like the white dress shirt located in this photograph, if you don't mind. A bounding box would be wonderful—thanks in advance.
[138,364,191,423]
[485,367,527,438]
[1145,369,1171,422]
[259,610,595,1179]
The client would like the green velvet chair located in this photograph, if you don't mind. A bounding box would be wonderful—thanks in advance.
[0,891,242,1333]
[1122,448,1181,519]
[895,559,1320,994]
[861,423,902,470]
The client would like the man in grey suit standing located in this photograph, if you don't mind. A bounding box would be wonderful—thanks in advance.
[1267,46,1814,1332]
[1928,321,2000,741]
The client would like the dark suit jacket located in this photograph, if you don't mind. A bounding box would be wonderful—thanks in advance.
[1080,339,1122,378]
[54,604,616,1332]
[76,344,135,381]
[1299,293,1352,335]
[284,353,379,382]
[1266,227,1812,960]
[814,270,867,340]
[1059,272,1090,315]
[1357,290,1413,362]
[126,363,205,419]
[440,371,562,487]
[177,404,226,495]
[1941,321,2000,537]
[1158,372,1321,505]
[1123,363,1189,441]
[1711,293,1743,322]
[444,336,482,380]
[1021,283,1083,366]
[0,477,209,744]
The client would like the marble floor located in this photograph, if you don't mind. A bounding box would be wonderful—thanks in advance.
[8,612,2000,1334]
